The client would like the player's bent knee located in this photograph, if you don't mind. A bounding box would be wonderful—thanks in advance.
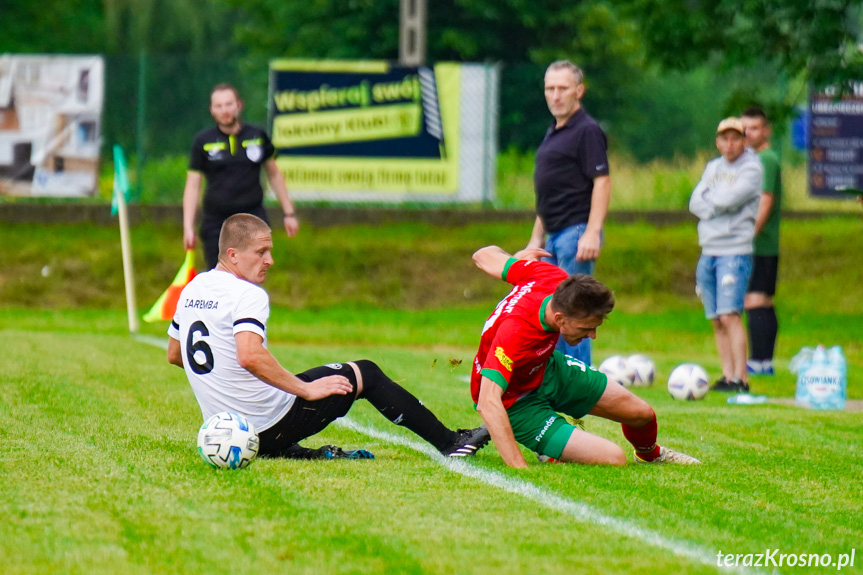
[353,359,380,374]
[353,359,383,388]
[630,402,655,427]
[616,384,654,426]
[352,359,395,399]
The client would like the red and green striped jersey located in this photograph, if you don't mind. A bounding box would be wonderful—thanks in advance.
[471,258,567,409]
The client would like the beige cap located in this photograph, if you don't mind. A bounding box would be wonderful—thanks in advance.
[716,117,744,135]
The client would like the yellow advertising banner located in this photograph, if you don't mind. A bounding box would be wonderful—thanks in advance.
[273,104,423,148]
[269,60,461,194]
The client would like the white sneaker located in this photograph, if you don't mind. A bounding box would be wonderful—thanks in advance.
[634,446,701,465]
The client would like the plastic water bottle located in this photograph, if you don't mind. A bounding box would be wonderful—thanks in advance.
[789,346,814,374]
[828,346,847,379]
[793,346,815,404]
[826,346,848,410]
[727,393,768,405]
[799,345,845,410]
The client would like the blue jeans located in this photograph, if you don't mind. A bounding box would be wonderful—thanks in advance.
[696,254,753,319]
[544,223,598,366]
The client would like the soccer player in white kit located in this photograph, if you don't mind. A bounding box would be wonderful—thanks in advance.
[167,213,489,459]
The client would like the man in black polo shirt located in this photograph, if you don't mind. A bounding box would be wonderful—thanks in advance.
[525,61,612,367]
[183,84,300,269]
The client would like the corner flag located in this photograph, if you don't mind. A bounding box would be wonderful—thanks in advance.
[113,144,138,333]
[111,144,131,217]
[143,250,197,322]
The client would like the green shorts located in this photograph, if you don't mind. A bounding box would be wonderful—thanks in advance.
[507,351,608,459]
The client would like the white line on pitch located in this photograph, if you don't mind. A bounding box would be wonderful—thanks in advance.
[133,333,169,349]
[337,417,772,575]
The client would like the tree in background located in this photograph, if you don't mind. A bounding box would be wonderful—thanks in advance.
[0,0,103,53]
[231,0,648,153]
[623,0,863,117]
[8,0,851,163]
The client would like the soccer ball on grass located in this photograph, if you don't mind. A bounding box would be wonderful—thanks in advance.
[197,412,259,469]
[667,363,710,401]
[599,355,636,388]
[627,354,656,387]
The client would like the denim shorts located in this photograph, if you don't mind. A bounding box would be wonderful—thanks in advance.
[695,254,753,319]
[544,222,597,276]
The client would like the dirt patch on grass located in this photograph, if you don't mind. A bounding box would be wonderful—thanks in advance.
[769,398,863,412]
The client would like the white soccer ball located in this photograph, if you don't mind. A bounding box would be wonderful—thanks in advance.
[627,354,656,387]
[667,364,710,401]
[197,412,260,469]
[599,355,636,388]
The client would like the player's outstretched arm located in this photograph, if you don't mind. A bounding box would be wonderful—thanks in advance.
[512,247,551,262]
[476,377,527,468]
[235,332,352,399]
[473,246,512,279]
[473,246,549,280]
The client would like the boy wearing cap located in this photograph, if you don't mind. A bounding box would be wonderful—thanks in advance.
[689,118,763,393]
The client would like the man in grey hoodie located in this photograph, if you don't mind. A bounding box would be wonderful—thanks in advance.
[689,118,763,393]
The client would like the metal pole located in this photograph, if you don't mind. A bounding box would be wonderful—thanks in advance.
[399,0,427,67]
[116,180,140,334]
[136,51,147,200]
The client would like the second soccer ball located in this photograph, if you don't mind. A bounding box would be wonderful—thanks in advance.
[667,364,710,401]
[599,355,636,388]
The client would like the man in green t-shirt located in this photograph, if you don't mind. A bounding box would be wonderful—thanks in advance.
[742,107,782,376]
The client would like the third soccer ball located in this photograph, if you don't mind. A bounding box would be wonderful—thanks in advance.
[197,412,260,469]
[599,355,636,388]
[667,364,710,401]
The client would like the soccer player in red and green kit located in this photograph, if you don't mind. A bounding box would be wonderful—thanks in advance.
[471,246,700,468]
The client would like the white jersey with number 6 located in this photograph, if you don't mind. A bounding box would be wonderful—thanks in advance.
[168,269,294,432]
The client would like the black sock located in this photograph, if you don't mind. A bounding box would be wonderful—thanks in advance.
[747,306,778,361]
[354,359,456,451]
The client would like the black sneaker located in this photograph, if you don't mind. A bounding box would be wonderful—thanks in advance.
[283,444,374,460]
[711,376,738,392]
[441,425,490,457]
[730,379,750,393]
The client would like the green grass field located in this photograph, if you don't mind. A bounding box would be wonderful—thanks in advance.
[1,217,861,573]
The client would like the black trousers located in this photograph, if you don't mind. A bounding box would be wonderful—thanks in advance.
[200,205,269,269]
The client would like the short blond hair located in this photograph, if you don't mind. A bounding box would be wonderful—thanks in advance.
[218,214,271,257]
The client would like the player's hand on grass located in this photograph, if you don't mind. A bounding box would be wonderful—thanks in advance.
[513,248,551,261]
[303,375,353,400]
[576,229,601,261]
